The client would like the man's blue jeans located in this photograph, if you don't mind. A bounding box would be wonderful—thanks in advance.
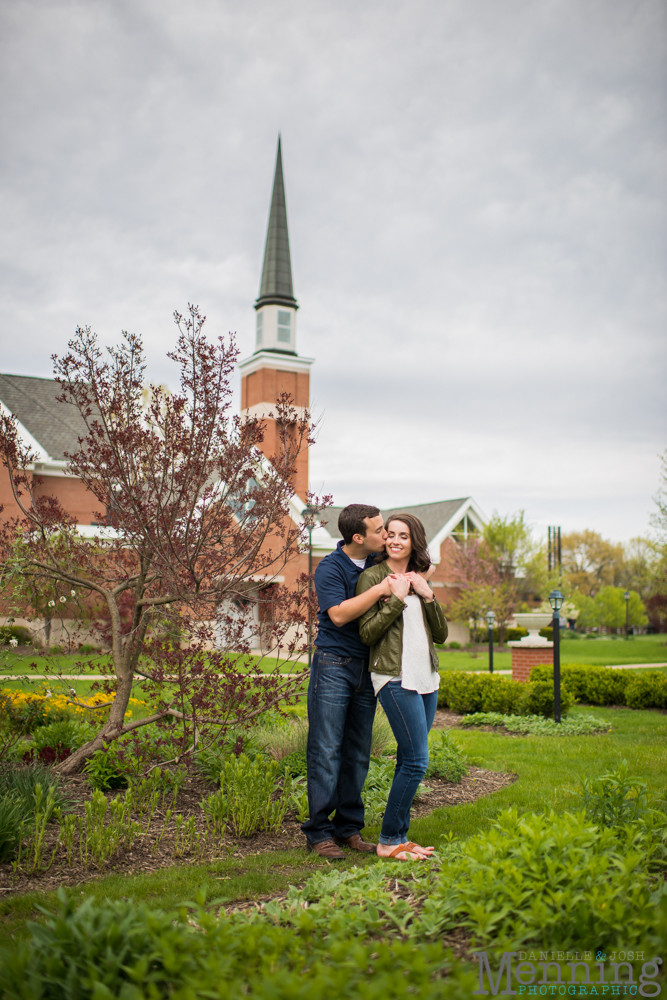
[377,681,438,845]
[302,649,377,845]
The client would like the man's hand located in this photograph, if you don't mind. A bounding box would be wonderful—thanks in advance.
[327,576,393,627]
[405,571,435,602]
[388,574,410,601]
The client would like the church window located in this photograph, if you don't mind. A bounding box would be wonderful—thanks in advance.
[277,310,291,343]
[256,312,263,345]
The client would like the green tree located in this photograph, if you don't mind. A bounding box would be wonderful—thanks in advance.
[575,587,647,633]
[561,530,625,596]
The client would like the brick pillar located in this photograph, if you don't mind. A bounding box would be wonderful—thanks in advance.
[507,641,554,683]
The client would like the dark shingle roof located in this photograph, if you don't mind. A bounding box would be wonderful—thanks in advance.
[256,136,297,310]
[321,499,471,545]
[0,373,88,461]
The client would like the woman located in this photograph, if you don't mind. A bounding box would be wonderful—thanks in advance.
[355,513,447,861]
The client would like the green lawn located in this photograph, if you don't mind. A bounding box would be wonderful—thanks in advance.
[1,703,664,951]
[438,632,667,671]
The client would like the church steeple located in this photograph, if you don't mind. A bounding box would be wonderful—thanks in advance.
[239,136,314,500]
[256,136,298,311]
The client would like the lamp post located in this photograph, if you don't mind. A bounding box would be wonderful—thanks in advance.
[624,591,631,641]
[548,589,564,723]
[486,610,495,673]
[302,508,316,668]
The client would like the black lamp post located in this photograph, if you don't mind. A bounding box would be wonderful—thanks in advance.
[302,508,316,668]
[624,591,631,641]
[548,589,564,723]
[486,610,495,673]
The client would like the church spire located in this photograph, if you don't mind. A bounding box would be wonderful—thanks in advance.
[256,136,298,311]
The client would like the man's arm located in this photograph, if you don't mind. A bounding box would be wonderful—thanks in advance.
[327,578,392,627]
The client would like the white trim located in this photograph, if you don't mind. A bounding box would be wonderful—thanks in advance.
[427,498,487,563]
[0,400,50,462]
[238,350,315,377]
[242,402,308,421]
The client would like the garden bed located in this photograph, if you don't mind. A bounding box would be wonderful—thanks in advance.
[0,761,515,898]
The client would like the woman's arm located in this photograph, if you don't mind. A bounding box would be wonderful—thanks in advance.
[424,599,448,645]
[356,571,406,647]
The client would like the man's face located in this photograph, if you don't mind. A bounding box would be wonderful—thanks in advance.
[355,515,387,554]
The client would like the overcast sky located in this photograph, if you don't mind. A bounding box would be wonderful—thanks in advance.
[1,0,665,543]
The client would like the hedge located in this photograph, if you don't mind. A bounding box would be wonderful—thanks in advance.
[438,671,574,718]
[529,663,667,709]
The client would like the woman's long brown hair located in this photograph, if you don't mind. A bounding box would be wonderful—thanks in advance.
[378,513,431,574]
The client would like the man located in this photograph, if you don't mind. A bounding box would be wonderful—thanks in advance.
[302,503,394,858]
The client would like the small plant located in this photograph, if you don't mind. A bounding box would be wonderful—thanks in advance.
[80,789,138,868]
[16,783,59,873]
[576,759,665,829]
[288,777,309,823]
[84,747,127,791]
[201,790,229,845]
[278,749,307,778]
[0,794,24,862]
[425,730,467,782]
[460,712,610,736]
[220,754,291,837]
[0,765,64,820]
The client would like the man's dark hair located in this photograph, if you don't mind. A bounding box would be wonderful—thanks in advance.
[338,504,381,545]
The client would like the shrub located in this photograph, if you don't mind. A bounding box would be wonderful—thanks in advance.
[360,757,396,825]
[447,641,462,649]
[480,677,525,715]
[439,672,571,718]
[83,747,127,790]
[520,680,574,717]
[626,670,667,710]
[529,663,667,708]
[0,625,33,646]
[425,730,466,782]
[278,749,307,778]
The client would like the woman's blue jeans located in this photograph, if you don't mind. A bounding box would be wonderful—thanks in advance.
[377,681,438,845]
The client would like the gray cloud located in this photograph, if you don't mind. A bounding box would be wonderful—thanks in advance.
[0,0,665,542]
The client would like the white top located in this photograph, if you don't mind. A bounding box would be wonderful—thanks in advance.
[349,556,366,569]
[371,595,441,696]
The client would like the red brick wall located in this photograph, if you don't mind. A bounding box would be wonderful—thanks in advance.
[0,466,98,525]
[511,646,553,683]
[242,366,310,500]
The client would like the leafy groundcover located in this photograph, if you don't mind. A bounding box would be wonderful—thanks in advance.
[1,766,665,1000]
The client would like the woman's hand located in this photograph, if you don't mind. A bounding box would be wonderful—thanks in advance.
[387,574,410,601]
[405,571,435,602]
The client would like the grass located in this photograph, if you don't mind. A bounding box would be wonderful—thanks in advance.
[0,651,307,676]
[437,633,667,671]
[1,703,665,951]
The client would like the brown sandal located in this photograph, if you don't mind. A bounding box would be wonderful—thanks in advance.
[387,841,421,859]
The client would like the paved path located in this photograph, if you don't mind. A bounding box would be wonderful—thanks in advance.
[471,662,667,676]
[2,663,665,682]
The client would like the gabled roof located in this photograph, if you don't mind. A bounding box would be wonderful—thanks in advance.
[0,373,87,463]
[319,498,487,562]
[256,136,298,312]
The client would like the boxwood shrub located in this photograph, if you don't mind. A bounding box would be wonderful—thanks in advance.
[438,671,573,718]
[530,663,667,709]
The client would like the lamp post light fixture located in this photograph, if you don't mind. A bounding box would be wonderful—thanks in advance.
[548,589,565,723]
[624,590,631,641]
[486,610,495,674]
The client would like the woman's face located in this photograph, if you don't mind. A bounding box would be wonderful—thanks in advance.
[386,520,412,561]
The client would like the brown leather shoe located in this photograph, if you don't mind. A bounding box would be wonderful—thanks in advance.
[307,838,346,859]
[333,834,377,852]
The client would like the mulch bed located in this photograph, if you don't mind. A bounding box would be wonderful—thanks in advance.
[0,761,517,899]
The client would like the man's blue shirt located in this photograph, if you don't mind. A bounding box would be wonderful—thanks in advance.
[314,541,374,659]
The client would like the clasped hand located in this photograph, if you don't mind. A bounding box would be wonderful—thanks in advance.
[386,571,433,602]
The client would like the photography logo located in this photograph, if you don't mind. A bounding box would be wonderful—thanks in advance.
[472,950,663,996]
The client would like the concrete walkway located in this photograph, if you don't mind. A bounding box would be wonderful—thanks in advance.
[471,662,667,676]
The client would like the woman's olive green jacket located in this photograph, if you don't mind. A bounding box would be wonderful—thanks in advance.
[355,561,448,677]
